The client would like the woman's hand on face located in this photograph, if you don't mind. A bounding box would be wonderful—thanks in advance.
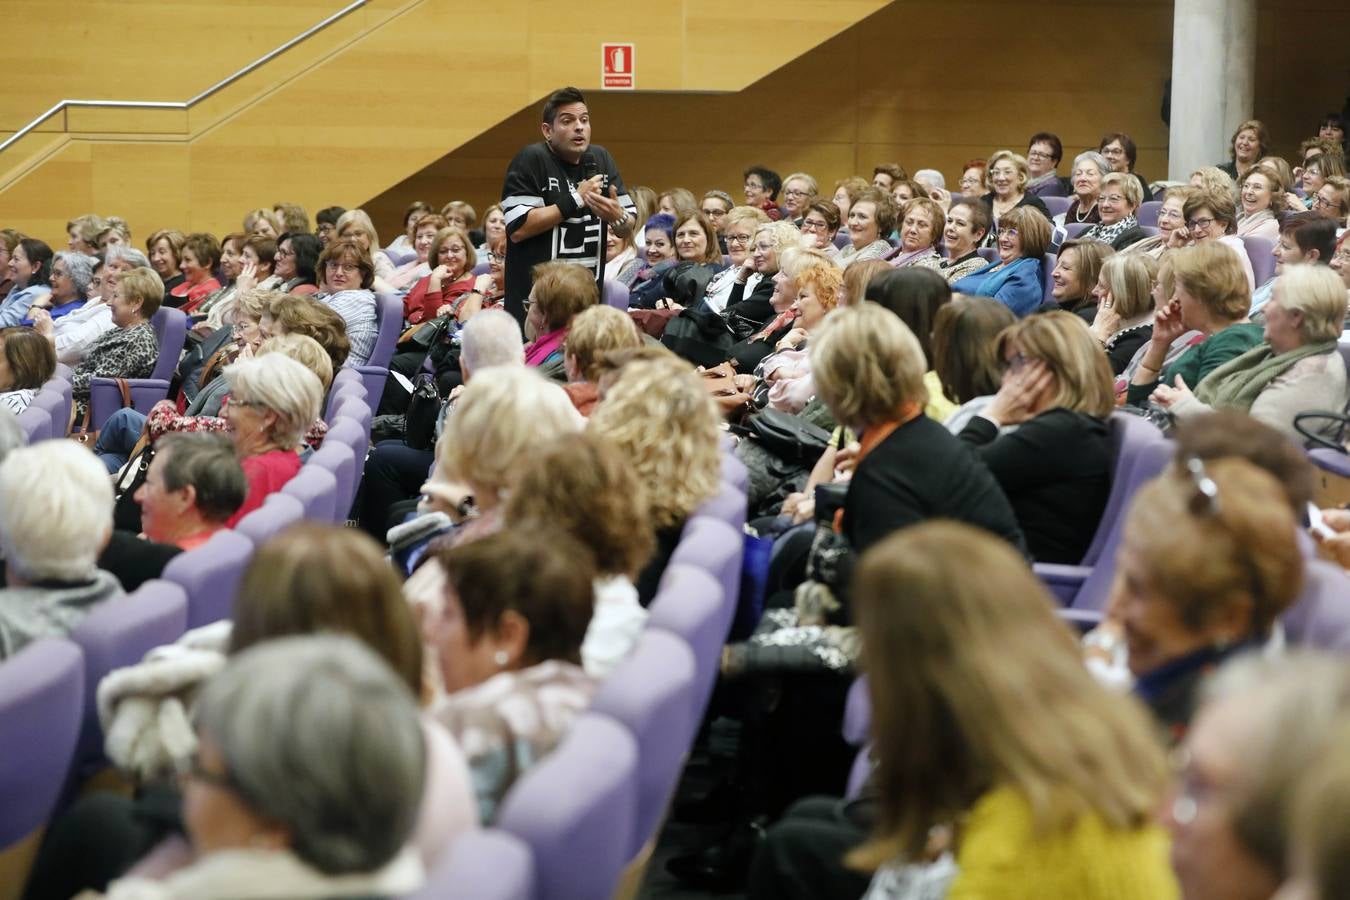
[987,359,1054,425]
[429,264,451,290]
[1151,297,1187,345]
[1167,225,1190,248]
[930,187,952,211]
[1149,374,1192,409]
[1283,191,1305,211]
[236,259,258,293]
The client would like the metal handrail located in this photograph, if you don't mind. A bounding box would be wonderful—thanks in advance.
[0,0,368,154]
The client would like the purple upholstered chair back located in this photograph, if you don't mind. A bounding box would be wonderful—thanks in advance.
[647,563,725,718]
[1063,222,1092,241]
[694,481,748,531]
[1243,235,1277,288]
[32,390,66,436]
[351,293,403,402]
[161,530,255,628]
[68,581,188,765]
[670,516,742,639]
[1041,196,1072,217]
[590,629,698,858]
[54,362,73,381]
[308,443,356,524]
[233,492,306,547]
[471,261,491,276]
[0,639,84,852]
[323,379,368,423]
[282,464,339,523]
[1079,413,1167,567]
[330,397,373,446]
[602,279,629,310]
[496,713,639,900]
[976,246,999,264]
[832,229,850,250]
[16,404,51,443]
[1039,252,1058,305]
[414,829,534,900]
[721,452,749,492]
[1283,559,1350,652]
[842,676,874,799]
[149,307,189,381]
[1137,201,1162,227]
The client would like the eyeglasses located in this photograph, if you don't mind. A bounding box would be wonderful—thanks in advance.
[275,247,294,258]
[1185,218,1216,232]
[800,218,831,233]
[725,233,752,246]
[1004,352,1031,373]
[744,181,765,191]
[1099,194,1127,205]
[1027,150,1055,161]
[784,189,810,199]
[325,261,358,274]
[1312,194,1336,210]
[700,208,726,218]
[996,226,1019,238]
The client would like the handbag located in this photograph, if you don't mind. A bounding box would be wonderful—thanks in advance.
[404,373,442,451]
[112,439,155,533]
[736,409,832,466]
[397,316,451,352]
[69,378,132,446]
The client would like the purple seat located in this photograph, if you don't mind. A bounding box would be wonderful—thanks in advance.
[496,713,639,900]
[602,279,629,310]
[1039,252,1058,305]
[647,563,725,718]
[87,307,189,430]
[1041,196,1072,217]
[282,464,339,523]
[68,581,188,766]
[353,294,403,403]
[0,639,84,879]
[589,630,698,858]
[1139,225,1159,237]
[694,481,747,531]
[832,230,850,250]
[1137,201,1162,227]
[1063,222,1092,241]
[414,829,534,900]
[976,246,999,263]
[671,516,743,639]
[1077,413,1167,568]
[16,405,51,443]
[323,380,368,423]
[1035,439,1174,609]
[842,677,873,799]
[31,391,66,437]
[385,246,417,267]
[331,396,373,442]
[721,452,748,493]
[1284,559,1350,652]
[470,261,491,276]
[54,362,73,381]
[308,444,356,524]
[1243,235,1277,288]
[233,492,305,546]
[325,417,369,503]
[331,366,363,390]
[161,530,254,628]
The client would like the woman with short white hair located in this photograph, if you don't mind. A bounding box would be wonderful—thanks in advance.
[220,353,323,525]
[102,635,427,899]
[34,250,97,322]
[34,245,150,365]
[0,440,120,659]
[1059,151,1110,227]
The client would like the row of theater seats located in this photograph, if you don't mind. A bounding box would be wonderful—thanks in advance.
[0,356,752,900]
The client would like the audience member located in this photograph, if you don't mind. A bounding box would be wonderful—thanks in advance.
[29,250,94,323]
[1089,252,1159,373]
[743,166,783,221]
[335,209,397,292]
[885,197,944,268]
[798,201,841,255]
[0,325,55,414]
[36,245,148,365]
[0,237,53,327]
[314,206,345,245]
[1126,185,1190,258]
[1236,164,1286,240]
[1046,239,1115,318]
[1250,213,1338,316]
[1171,187,1256,289]
[864,266,958,422]
[1098,131,1153,201]
[166,233,222,313]
[1284,713,1350,900]
[315,238,379,365]
[135,433,246,549]
[1080,171,1149,249]
[932,294,1017,430]
[559,304,642,414]
[385,200,434,258]
[522,260,599,382]
[145,228,186,294]
[951,206,1051,316]
[1061,150,1110,226]
[838,187,896,264]
[978,150,1052,243]
[1217,119,1270,182]
[699,206,771,313]
[1025,131,1070,196]
[70,265,162,413]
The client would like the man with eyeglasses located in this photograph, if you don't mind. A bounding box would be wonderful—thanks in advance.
[500,86,636,324]
[1025,132,1071,198]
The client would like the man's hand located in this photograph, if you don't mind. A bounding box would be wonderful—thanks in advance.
[582,183,627,225]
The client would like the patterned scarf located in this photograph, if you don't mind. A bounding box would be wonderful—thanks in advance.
[1083,214,1138,246]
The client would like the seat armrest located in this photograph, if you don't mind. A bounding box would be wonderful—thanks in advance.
[88,377,171,431]
[1033,562,1092,607]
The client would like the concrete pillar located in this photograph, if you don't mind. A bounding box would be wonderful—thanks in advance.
[1168,0,1256,180]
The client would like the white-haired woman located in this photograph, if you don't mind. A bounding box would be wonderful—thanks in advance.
[1058,151,1110,227]
[0,440,120,659]
[29,250,95,323]
[34,245,149,365]
[101,635,427,899]
[220,352,324,525]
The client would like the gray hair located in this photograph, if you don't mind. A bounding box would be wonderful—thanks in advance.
[0,440,113,581]
[222,354,323,450]
[194,634,426,875]
[157,433,248,524]
[461,307,525,375]
[104,245,151,270]
[1201,652,1350,878]
[1072,150,1111,178]
[54,251,97,298]
[914,169,947,191]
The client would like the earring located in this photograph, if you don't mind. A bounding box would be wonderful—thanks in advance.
[493,650,509,667]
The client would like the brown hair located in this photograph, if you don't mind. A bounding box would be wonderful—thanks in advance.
[833,176,871,209]
[181,233,222,272]
[897,197,946,247]
[812,302,929,430]
[530,261,599,331]
[145,229,185,267]
[0,326,55,390]
[673,212,723,265]
[317,239,375,291]
[1183,188,1239,234]
[266,294,352,369]
[505,432,655,578]
[932,295,1016,404]
[1229,119,1271,161]
[437,527,596,667]
[563,305,642,382]
[410,213,448,238]
[1173,410,1314,515]
[841,258,891,306]
[1169,242,1251,321]
[1055,239,1116,309]
[272,202,309,235]
[997,311,1115,417]
[804,200,841,233]
[1000,206,1052,259]
[242,234,277,271]
[1238,164,1288,217]
[848,521,1168,869]
[427,226,477,278]
[229,523,422,694]
[852,187,899,237]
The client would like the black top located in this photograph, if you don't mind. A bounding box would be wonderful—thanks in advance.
[959,408,1111,564]
[1110,224,1150,251]
[99,531,184,591]
[500,142,635,322]
[978,192,1053,247]
[723,277,776,340]
[842,415,1026,557]
[635,522,683,608]
[1106,324,1152,374]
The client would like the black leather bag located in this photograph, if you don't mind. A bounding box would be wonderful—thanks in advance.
[404,374,441,451]
[737,409,832,465]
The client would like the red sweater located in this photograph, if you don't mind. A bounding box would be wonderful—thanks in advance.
[403,272,476,324]
[227,448,302,527]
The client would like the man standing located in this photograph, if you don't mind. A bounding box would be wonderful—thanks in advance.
[501,86,636,323]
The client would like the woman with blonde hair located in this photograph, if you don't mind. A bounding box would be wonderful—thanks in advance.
[1047,238,1115,317]
[977,149,1053,244]
[242,207,282,239]
[1089,252,1158,373]
[848,521,1176,899]
[589,354,721,604]
[957,311,1113,563]
[1152,264,1349,442]
[145,228,186,295]
[699,205,772,312]
[560,304,642,415]
[335,209,397,292]
[70,266,162,412]
[1125,185,1191,259]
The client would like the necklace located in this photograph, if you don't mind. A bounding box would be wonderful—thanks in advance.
[1073,201,1096,223]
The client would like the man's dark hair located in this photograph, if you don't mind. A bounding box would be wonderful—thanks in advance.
[1281,212,1339,262]
[1028,131,1063,165]
[315,206,345,228]
[158,433,248,524]
[542,87,587,125]
[743,166,783,200]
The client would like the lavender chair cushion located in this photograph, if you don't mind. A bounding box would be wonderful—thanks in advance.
[308,444,356,524]
[589,629,698,858]
[0,639,84,847]
[149,308,189,382]
[1078,413,1167,567]
[1283,558,1350,652]
[353,294,403,402]
[161,530,255,628]
[602,279,629,310]
[16,405,51,443]
[1039,252,1058,305]
[694,481,747,531]
[1137,201,1162,227]
[233,492,305,547]
[496,713,639,900]
[413,829,534,900]
[323,380,368,423]
[1041,196,1072,217]
[1243,236,1277,288]
[721,451,749,492]
[1063,222,1092,240]
[647,563,725,718]
[671,516,743,640]
[282,464,339,523]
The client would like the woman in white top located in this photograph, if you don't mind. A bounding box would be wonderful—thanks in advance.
[1235,163,1285,241]
[0,326,55,414]
[701,206,771,313]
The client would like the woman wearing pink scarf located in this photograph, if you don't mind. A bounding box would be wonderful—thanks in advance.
[885,197,944,269]
[523,261,600,382]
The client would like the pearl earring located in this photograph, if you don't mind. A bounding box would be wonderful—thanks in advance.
[493,650,509,666]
